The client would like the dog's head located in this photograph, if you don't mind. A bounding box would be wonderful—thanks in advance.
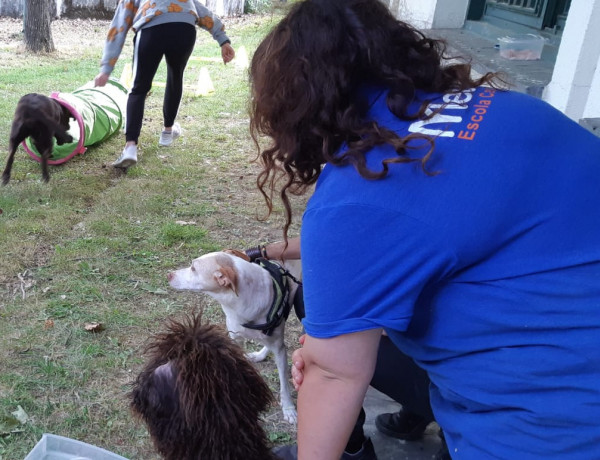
[47,97,74,145]
[130,314,276,460]
[57,102,73,130]
[167,252,244,296]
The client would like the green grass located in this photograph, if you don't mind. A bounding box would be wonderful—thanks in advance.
[0,9,306,460]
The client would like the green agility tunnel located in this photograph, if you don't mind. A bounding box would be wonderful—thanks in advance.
[23,79,127,165]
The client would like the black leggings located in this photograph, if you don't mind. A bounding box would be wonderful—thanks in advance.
[126,22,196,143]
[371,335,434,421]
[347,335,434,450]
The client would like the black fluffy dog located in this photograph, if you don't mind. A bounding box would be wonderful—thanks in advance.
[130,314,279,460]
[3,93,73,185]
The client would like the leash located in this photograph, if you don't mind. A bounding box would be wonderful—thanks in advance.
[242,258,303,335]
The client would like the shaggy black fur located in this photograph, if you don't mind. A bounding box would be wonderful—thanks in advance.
[3,93,73,185]
[130,314,278,460]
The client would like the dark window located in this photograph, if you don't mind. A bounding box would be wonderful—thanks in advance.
[483,0,570,31]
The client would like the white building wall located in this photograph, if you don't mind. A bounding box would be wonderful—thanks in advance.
[582,48,600,119]
[385,0,469,29]
[543,0,600,120]
[431,0,470,29]
[388,0,436,28]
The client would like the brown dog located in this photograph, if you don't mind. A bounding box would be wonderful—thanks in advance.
[129,314,279,460]
[3,93,73,185]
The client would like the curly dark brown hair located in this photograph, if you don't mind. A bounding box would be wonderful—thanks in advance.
[129,314,277,460]
[250,0,500,238]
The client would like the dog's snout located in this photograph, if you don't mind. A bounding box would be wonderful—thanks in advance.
[167,272,174,282]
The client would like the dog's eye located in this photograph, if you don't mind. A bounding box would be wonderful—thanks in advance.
[190,265,195,272]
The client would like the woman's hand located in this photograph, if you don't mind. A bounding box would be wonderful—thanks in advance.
[291,334,306,391]
[221,43,235,64]
[94,72,110,87]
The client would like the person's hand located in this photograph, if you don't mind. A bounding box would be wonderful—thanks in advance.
[221,43,235,64]
[243,244,267,262]
[94,72,110,87]
[291,334,306,391]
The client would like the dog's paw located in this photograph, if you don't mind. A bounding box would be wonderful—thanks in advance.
[246,346,269,363]
[282,406,297,425]
[246,352,262,362]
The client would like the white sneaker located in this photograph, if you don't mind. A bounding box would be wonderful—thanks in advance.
[112,144,138,168]
[159,122,181,147]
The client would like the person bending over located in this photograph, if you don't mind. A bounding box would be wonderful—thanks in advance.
[247,239,449,460]
[248,0,600,459]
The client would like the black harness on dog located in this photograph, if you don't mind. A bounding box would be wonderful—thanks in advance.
[242,258,304,336]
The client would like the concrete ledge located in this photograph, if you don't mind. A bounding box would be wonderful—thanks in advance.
[580,118,600,137]
[427,22,557,98]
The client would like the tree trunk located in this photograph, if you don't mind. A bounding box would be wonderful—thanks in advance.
[24,0,55,53]
[206,0,245,17]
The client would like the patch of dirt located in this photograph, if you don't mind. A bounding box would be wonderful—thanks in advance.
[0,242,55,303]
[0,14,263,59]
[0,17,109,58]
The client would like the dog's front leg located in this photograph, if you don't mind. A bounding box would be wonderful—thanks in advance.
[2,145,17,185]
[228,330,245,347]
[40,149,50,183]
[31,129,53,183]
[271,342,297,424]
[3,124,23,185]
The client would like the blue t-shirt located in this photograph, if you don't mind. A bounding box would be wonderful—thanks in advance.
[301,87,600,459]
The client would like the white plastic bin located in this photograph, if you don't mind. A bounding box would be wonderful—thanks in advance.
[24,433,129,460]
[498,34,545,60]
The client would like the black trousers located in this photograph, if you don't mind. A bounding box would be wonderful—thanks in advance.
[126,22,196,143]
[371,335,434,421]
[347,335,434,449]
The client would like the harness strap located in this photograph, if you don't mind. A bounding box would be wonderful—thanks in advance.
[242,258,294,336]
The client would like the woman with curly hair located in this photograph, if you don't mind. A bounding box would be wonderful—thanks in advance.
[250,0,600,459]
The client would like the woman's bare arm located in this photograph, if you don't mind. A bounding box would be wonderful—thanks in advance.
[245,236,301,261]
[297,328,382,460]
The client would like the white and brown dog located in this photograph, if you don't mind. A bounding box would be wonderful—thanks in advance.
[167,250,302,424]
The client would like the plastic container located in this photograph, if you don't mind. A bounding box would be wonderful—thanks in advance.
[24,433,129,460]
[498,34,545,60]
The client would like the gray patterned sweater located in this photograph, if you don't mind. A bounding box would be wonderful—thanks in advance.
[99,0,230,75]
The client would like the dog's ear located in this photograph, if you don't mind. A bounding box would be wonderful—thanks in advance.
[223,248,250,262]
[213,266,238,296]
